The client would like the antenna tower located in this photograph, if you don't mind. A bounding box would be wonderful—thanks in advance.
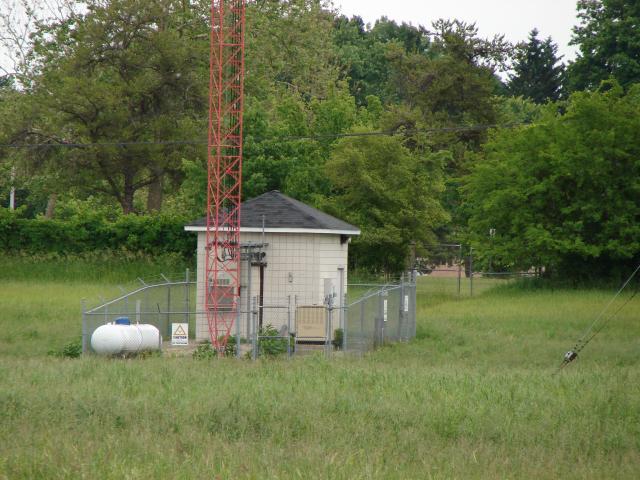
[205,0,246,353]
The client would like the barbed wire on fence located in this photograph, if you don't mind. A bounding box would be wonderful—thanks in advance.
[81,271,417,358]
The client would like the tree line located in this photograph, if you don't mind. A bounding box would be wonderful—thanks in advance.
[0,0,638,278]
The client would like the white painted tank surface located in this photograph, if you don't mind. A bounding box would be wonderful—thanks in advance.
[91,324,161,355]
[137,324,162,351]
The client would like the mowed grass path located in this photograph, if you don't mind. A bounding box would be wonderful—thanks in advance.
[1,270,640,478]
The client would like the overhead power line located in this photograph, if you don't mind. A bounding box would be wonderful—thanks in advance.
[0,122,528,149]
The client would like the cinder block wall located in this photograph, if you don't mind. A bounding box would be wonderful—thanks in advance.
[195,231,348,341]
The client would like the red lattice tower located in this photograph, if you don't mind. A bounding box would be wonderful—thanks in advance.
[205,0,246,353]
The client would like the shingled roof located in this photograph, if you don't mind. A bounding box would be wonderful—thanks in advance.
[185,190,360,234]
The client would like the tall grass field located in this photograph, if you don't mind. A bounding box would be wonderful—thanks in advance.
[1,256,639,478]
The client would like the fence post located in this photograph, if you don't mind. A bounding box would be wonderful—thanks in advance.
[412,281,417,339]
[457,244,462,297]
[143,285,150,327]
[342,292,348,352]
[325,296,333,358]
[469,247,474,297]
[235,295,241,359]
[398,274,405,340]
[246,249,253,340]
[287,295,292,358]
[337,266,345,330]
[374,291,383,348]
[144,288,149,319]
[185,268,190,324]
[81,299,87,354]
[252,296,258,360]
[166,283,171,338]
[293,295,298,354]
[136,300,141,324]
[360,299,365,348]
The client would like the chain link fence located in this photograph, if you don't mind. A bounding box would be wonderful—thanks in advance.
[412,244,539,298]
[82,271,417,357]
[342,280,417,354]
[82,270,196,354]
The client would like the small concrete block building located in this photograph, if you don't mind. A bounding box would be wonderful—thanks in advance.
[185,190,360,341]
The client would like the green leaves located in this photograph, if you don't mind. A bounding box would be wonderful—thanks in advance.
[568,0,640,91]
[464,84,640,278]
[322,129,448,272]
[16,0,209,213]
[0,206,195,258]
[508,29,565,103]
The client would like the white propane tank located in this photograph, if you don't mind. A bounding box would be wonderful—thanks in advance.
[91,323,161,355]
[137,324,163,351]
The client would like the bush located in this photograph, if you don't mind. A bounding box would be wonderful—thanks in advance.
[0,208,196,259]
[48,338,82,358]
[257,324,290,357]
[192,337,240,359]
[192,342,216,360]
[332,328,344,349]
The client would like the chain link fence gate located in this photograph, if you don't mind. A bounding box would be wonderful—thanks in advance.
[342,275,417,354]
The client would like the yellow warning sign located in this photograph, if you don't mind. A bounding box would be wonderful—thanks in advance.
[171,323,189,346]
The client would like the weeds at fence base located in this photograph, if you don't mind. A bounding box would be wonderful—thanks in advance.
[192,337,246,359]
[47,338,82,358]
[257,324,289,357]
[332,328,344,349]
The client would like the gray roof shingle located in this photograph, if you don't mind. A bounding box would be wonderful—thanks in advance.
[185,190,359,233]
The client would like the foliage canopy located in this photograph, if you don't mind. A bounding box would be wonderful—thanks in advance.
[464,83,640,278]
[508,29,565,103]
[568,0,640,91]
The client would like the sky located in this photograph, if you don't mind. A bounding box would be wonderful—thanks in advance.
[334,0,580,62]
[1,0,581,76]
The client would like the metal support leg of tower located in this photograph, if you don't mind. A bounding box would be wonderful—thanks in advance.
[205,0,246,354]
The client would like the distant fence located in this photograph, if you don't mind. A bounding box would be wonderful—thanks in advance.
[417,268,538,298]
[414,243,539,297]
[81,271,417,358]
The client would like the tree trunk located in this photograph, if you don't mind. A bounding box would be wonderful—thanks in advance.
[146,172,164,213]
[45,193,57,219]
[121,182,135,214]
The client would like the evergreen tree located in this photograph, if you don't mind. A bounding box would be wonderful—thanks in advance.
[508,29,565,103]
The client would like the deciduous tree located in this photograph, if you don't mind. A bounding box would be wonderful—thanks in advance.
[322,129,449,273]
[568,0,640,91]
[464,82,640,279]
[12,0,208,213]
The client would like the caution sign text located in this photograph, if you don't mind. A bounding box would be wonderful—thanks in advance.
[171,323,189,346]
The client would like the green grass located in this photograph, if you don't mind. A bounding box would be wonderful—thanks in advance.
[1,257,640,478]
[0,252,192,283]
